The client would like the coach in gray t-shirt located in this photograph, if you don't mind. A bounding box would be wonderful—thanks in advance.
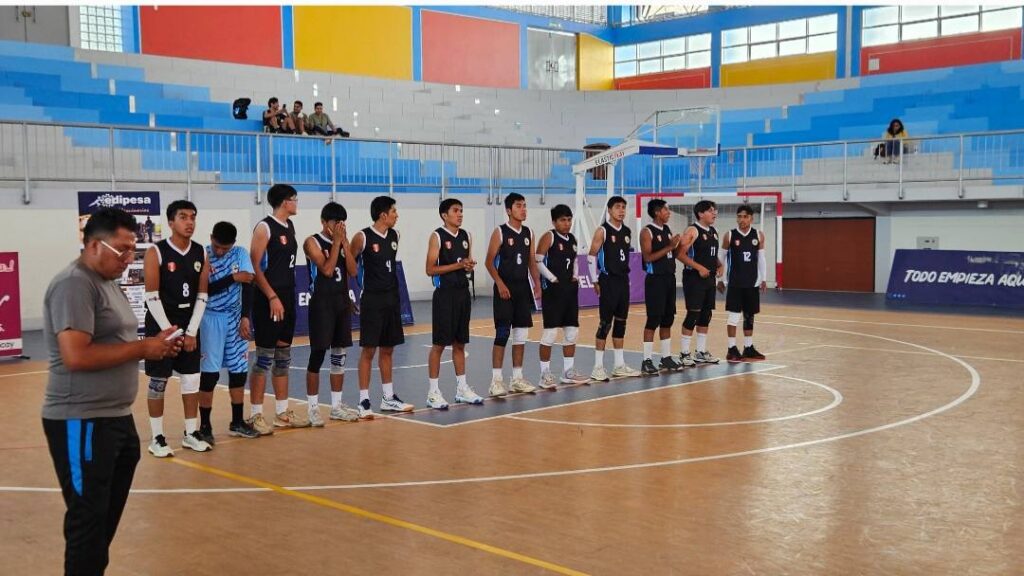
[42,208,181,576]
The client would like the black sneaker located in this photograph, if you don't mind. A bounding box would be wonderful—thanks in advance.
[640,358,659,375]
[742,346,766,361]
[659,356,683,372]
[726,346,743,363]
[198,425,216,447]
[228,420,260,439]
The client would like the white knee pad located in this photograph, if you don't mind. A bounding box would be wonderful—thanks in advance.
[180,373,201,395]
[727,312,742,327]
[563,326,579,346]
[329,347,347,375]
[512,327,529,345]
[540,328,558,347]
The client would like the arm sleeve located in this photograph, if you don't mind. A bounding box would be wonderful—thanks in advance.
[144,292,172,331]
[587,255,599,281]
[757,249,767,286]
[534,254,558,282]
[207,274,234,296]
[185,293,207,337]
[241,283,253,319]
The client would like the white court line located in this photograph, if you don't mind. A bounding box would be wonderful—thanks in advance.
[820,344,1024,364]
[0,369,47,379]
[760,313,1024,335]
[507,373,843,429]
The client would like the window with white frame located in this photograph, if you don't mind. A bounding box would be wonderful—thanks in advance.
[861,5,1023,47]
[79,6,123,52]
[614,33,712,78]
[721,14,838,65]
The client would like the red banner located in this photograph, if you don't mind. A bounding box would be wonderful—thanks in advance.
[0,252,22,358]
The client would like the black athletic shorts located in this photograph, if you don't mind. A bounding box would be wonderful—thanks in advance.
[308,292,353,350]
[359,288,404,348]
[144,316,201,377]
[493,280,534,329]
[541,282,579,329]
[726,285,761,315]
[682,272,716,311]
[644,274,677,326]
[432,286,472,346]
[252,288,297,348]
[598,274,630,322]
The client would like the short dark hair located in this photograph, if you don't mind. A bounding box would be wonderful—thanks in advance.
[83,208,136,242]
[320,201,347,222]
[607,195,627,209]
[550,204,572,221]
[268,97,279,106]
[439,198,462,216]
[166,199,197,221]
[736,204,754,216]
[370,196,396,222]
[647,198,667,219]
[293,100,303,107]
[504,193,525,211]
[267,184,297,208]
[314,101,323,108]
[211,221,237,245]
[694,200,717,217]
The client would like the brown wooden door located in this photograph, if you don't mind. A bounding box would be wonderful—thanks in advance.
[783,217,875,292]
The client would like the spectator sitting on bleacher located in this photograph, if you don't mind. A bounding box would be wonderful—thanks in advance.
[263,97,295,134]
[307,102,350,138]
[290,101,308,135]
[877,118,909,164]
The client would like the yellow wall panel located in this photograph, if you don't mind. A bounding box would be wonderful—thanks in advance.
[720,52,835,88]
[294,6,412,80]
[577,33,613,91]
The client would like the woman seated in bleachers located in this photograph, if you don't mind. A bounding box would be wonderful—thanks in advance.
[876,118,909,164]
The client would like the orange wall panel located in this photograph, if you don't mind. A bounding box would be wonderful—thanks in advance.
[615,68,711,90]
[139,7,282,67]
[861,29,1021,76]
[421,10,519,89]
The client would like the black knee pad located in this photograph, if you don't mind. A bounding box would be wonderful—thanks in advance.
[660,314,675,329]
[683,310,700,331]
[644,316,662,331]
[743,314,755,331]
[697,308,713,327]
[227,372,247,389]
[596,319,612,340]
[199,372,219,393]
[612,317,627,339]
[307,348,326,373]
[494,324,511,348]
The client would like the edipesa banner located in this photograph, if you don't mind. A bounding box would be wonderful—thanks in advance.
[887,249,1024,309]
[294,263,415,335]
[0,253,22,357]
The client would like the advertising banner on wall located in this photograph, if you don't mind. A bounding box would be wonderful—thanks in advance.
[887,249,1024,309]
[78,192,162,331]
[0,253,22,358]
[294,263,415,335]
[575,253,647,308]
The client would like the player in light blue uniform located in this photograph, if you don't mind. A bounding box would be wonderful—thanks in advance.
[198,222,259,442]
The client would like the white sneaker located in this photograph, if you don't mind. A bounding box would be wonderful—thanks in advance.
[508,377,537,394]
[455,385,485,405]
[426,390,449,410]
[678,352,696,367]
[561,368,591,385]
[694,350,720,364]
[148,435,174,458]
[181,431,212,453]
[380,394,414,413]
[611,364,642,378]
[591,365,610,382]
[489,376,508,397]
[330,403,359,422]
[308,407,325,427]
[357,399,376,420]
[538,371,557,390]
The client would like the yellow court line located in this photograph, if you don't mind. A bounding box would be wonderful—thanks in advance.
[169,458,589,576]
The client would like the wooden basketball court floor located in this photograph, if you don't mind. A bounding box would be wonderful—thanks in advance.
[2,299,1022,575]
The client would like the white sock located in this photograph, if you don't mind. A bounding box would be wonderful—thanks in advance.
[331,390,343,408]
[359,388,370,402]
[595,349,604,366]
[428,378,440,394]
[456,373,467,389]
[614,348,624,366]
[149,416,163,438]
[564,356,574,372]
[307,395,319,409]
[745,336,754,347]
[696,333,707,352]
[382,382,394,399]
[643,341,653,360]
[492,368,502,380]
[540,360,550,374]
[681,335,692,353]
[184,418,197,435]
[660,339,672,358]
[250,404,263,417]
[275,399,288,414]
[512,366,523,380]
[728,337,736,348]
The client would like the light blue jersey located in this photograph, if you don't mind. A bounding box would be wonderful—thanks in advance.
[206,245,254,315]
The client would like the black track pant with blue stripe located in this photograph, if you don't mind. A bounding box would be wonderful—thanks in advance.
[42,415,140,576]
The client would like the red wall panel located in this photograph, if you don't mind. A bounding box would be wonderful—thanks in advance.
[140,7,282,67]
[861,28,1021,76]
[421,10,519,89]
[614,68,711,90]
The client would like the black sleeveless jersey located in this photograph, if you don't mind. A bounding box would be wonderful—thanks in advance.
[494,223,531,283]
[543,230,577,288]
[259,216,297,289]
[433,227,470,289]
[358,226,399,291]
[151,239,204,325]
[644,223,676,276]
[728,228,760,288]
[598,222,631,277]
[308,233,348,300]
[684,223,719,285]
